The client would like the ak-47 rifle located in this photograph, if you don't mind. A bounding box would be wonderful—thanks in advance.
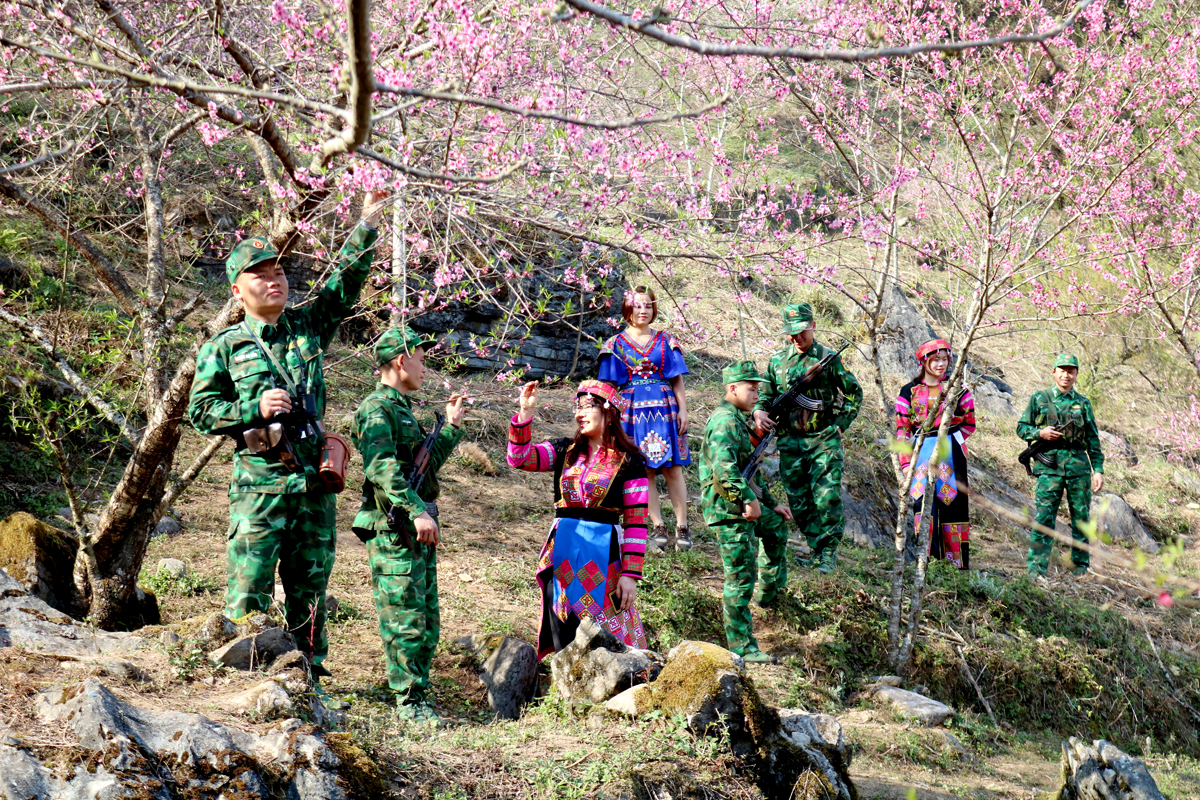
[360,413,446,546]
[1017,419,1077,476]
[741,341,852,493]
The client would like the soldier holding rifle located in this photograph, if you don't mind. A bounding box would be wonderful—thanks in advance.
[1016,354,1104,577]
[188,191,387,681]
[753,303,862,574]
[699,361,793,664]
[350,326,465,724]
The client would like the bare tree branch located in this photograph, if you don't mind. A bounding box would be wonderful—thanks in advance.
[0,306,138,446]
[311,0,374,171]
[562,0,1097,60]
[0,173,140,316]
[374,83,732,129]
[156,435,226,519]
[0,141,81,175]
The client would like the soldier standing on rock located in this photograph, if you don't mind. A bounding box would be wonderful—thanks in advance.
[753,303,862,574]
[188,191,387,686]
[1017,354,1105,577]
[700,361,793,665]
[350,326,465,725]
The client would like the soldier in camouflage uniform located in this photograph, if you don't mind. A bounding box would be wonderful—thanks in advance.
[754,303,862,574]
[351,326,464,724]
[188,192,387,678]
[700,361,794,664]
[1016,354,1105,577]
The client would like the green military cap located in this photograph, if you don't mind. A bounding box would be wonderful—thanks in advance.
[225,236,279,284]
[1053,353,1080,369]
[722,360,767,384]
[782,302,814,334]
[375,325,438,365]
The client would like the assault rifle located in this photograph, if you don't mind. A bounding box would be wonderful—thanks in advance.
[1017,420,1077,476]
[741,341,852,491]
[386,412,446,535]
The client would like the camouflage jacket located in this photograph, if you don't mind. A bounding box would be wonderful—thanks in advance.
[755,341,862,437]
[1016,387,1104,477]
[188,224,378,495]
[350,385,463,531]
[699,401,778,524]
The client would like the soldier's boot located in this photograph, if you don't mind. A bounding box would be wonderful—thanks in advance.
[649,525,670,553]
[397,691,439,726]
[674,527,693,552]
[738,646,778,665]
[1071,566,1090,577]
[816,548,838,575]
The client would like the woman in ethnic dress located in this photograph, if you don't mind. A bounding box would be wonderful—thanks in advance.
[507,379,650,658]
[598,286,692,552]
[895,339,977,569]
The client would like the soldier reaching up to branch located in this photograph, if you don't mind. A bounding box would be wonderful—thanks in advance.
[187,191,388,687]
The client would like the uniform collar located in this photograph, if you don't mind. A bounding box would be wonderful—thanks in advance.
[378,383,412,407]
[721,399,751,422]
[1052,386,1077,401]
[244,314,288,338]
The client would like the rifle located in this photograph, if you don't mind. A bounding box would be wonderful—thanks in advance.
[741,341,852,490]
[386,413,446,537]
[1017,421,1078,476]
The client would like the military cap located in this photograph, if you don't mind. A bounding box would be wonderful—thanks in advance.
[722,360,767,385]
[782,302,814,334]
[375,326,438,365]
[225,236,280,284]
[1053,353,1080,369]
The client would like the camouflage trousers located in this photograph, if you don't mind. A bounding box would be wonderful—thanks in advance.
[226,491,335,665]
[1029,474,1092,574]
[364,529,439,698]
[710,508,789,654]
[778,431,845,555]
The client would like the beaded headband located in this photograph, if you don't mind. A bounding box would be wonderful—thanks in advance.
[915,339,950,362]
[575,379,630,412]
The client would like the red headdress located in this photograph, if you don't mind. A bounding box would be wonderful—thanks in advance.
[915,339,950,362]
[575,379,630,412]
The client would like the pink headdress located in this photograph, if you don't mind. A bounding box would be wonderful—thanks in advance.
[915,339,950,362]
[576,379,630,412]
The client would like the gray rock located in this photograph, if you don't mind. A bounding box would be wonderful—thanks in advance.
[197,612,238,648]
[209,627,297,670]
[973,376,1018,417]
[30,677,348,799]
[0,567,25,597]
[1098,431,1138,466]
[1171,469,1200,498]
[61,656,151,683]
[156,557,187,578]
[154,516,183,537]
[1092,493,1160,555]
[869,675,904,687]
[1058,737,1165,800]
[872,685,955,726]
[0,580,143,656]
[660,641,748,739]
[876,284,937,378]
[454,633,539,719]
[326,593,340,620]
[160,629,182,647]
[550,617,661,704]
[843,490,892,550]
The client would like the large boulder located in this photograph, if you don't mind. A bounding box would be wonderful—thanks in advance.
[973,376,1019,417]
[876,284,937,378]
[0,512,78,614]
[843,490,893,550]
[633,641,856,800]
[454,633,539,720]
[1091,493,1159,555]
[210,627,298,670]
[549,617,660,704]
[24,677,355,799]
[1054,737,1165,800]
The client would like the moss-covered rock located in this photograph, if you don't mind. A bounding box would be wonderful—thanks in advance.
[0,511,78,614]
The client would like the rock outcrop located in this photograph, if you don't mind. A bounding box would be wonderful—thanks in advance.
[0,512,78,614]
[454,633,539,719]
[1054,738,1166,800]
[0,677,359,800]
[869,684,956,726]
[549,617,661,704]
[1091,493,1159,555]
[0,568,143,657]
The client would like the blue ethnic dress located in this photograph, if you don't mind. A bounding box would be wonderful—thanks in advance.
[598,331,691,470]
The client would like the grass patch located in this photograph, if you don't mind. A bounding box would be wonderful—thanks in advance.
[638,547,725,652]
[138,567,220,598]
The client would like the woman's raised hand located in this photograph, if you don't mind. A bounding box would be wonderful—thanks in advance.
[517,380,539,423]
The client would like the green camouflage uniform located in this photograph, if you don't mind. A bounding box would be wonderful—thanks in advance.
[351,327,462,700]
[188,225,378,666]
[1016,355,1104,575]
[700,362,789,656]
[756,305,862,564]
